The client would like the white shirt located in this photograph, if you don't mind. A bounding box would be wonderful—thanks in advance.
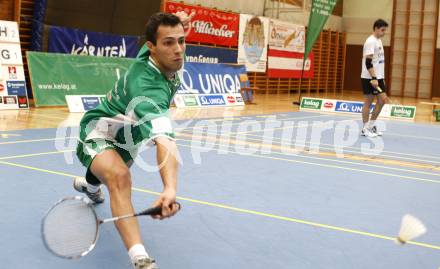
[361,35,385,79]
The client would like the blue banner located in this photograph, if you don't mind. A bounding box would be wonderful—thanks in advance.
[335,101,375,113]
[48,26,140,58]
[198,95,226,106]
[185,45,237,64]
[179,62,246,95]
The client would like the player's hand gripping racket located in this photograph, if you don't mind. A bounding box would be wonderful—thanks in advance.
[41,196,181,259]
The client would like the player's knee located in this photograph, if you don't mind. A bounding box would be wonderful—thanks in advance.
[107,167,132,193]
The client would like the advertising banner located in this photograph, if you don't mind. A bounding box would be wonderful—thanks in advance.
[237,14,270,72]
[165,1,239,46]
[300,97,416,120]
[185,44,237,64]
[27,52,134,106]
[0,20,29,110]
[48,26,140,58]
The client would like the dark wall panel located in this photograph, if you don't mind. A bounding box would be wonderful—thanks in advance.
[44,0,161,36]
[433,49,440,98]
[0,0,14,21]
[344,44,391,92]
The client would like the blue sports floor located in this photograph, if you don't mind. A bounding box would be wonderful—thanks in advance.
[1,111,440,269]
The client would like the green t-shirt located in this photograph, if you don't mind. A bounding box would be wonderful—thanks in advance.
[79,45,181,152]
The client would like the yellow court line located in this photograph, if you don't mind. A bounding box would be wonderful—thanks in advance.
[132,187,440,250]
[234,119,354,135]
[0,160,76,177]
[0,114,326,146]
[0,137,78,145]
[176,142,440,184]
[1,139,438,180]
[238,131,440,162]
[0,150,75,160]
[175,114,329,132]
[178,130,440,169]
[182,120,440,163]
[0,159,438,251]
[0,138,438,183]
[177,133,440,177]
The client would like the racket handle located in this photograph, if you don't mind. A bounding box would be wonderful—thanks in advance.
[136,202,181,217]
[370,80,383,93]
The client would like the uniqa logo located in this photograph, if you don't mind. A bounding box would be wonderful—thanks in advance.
[200,96,209,105]
[338,103,350,112]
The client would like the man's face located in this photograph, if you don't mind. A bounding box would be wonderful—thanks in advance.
[148,24,185,74]
[375,26,387,38]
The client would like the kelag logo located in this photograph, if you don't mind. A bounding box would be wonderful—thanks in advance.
[199,95,225,106]
[335,101,375,113]
[183,95,198,106]
[391,106,415,118]
[301,98,322,110]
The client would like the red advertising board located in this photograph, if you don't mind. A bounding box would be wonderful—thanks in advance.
[165,1,239,47]
[267,50,314,78]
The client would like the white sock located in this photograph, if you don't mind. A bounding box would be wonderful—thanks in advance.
[86,183,100,193]
[369,120,376,128]
[128,244,149,262]
[363,121,370,130]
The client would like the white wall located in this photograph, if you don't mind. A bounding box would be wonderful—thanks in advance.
[343,0,393,46]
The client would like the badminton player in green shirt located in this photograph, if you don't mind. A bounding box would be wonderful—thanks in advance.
[74,11,194,269]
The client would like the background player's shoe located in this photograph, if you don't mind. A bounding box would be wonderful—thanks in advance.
[73,177,105,203]
[133,256,159,269]
[370,126,383,136]
[361,127,378,138]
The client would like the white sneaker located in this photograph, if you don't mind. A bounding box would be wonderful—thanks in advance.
[370,126,383,136]
[73,177,105,203]
[361,128,378,138]
[133,256,159,269]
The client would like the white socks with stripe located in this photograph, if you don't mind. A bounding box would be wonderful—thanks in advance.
[128,244,149,263]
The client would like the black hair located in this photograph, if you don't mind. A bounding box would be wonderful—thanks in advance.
[145,12,183,45]
[373,19,388,30]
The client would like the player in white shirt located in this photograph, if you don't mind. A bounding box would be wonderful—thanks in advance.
[360,19,389,137]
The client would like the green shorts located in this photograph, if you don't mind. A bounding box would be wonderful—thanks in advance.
[76,139,137,184]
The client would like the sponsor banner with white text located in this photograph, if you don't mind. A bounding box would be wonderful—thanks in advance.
[48,26,140,58]
[174,93,244,108]
[300,97,416,120]
[165,1,239,47]
[65,95,106,112]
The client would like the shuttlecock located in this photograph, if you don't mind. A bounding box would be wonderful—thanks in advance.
[396,214,427,244]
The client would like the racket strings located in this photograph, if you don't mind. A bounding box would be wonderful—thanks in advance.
[42,199,99,258]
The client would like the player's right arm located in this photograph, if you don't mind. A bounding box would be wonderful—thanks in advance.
[364,40,379,88]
